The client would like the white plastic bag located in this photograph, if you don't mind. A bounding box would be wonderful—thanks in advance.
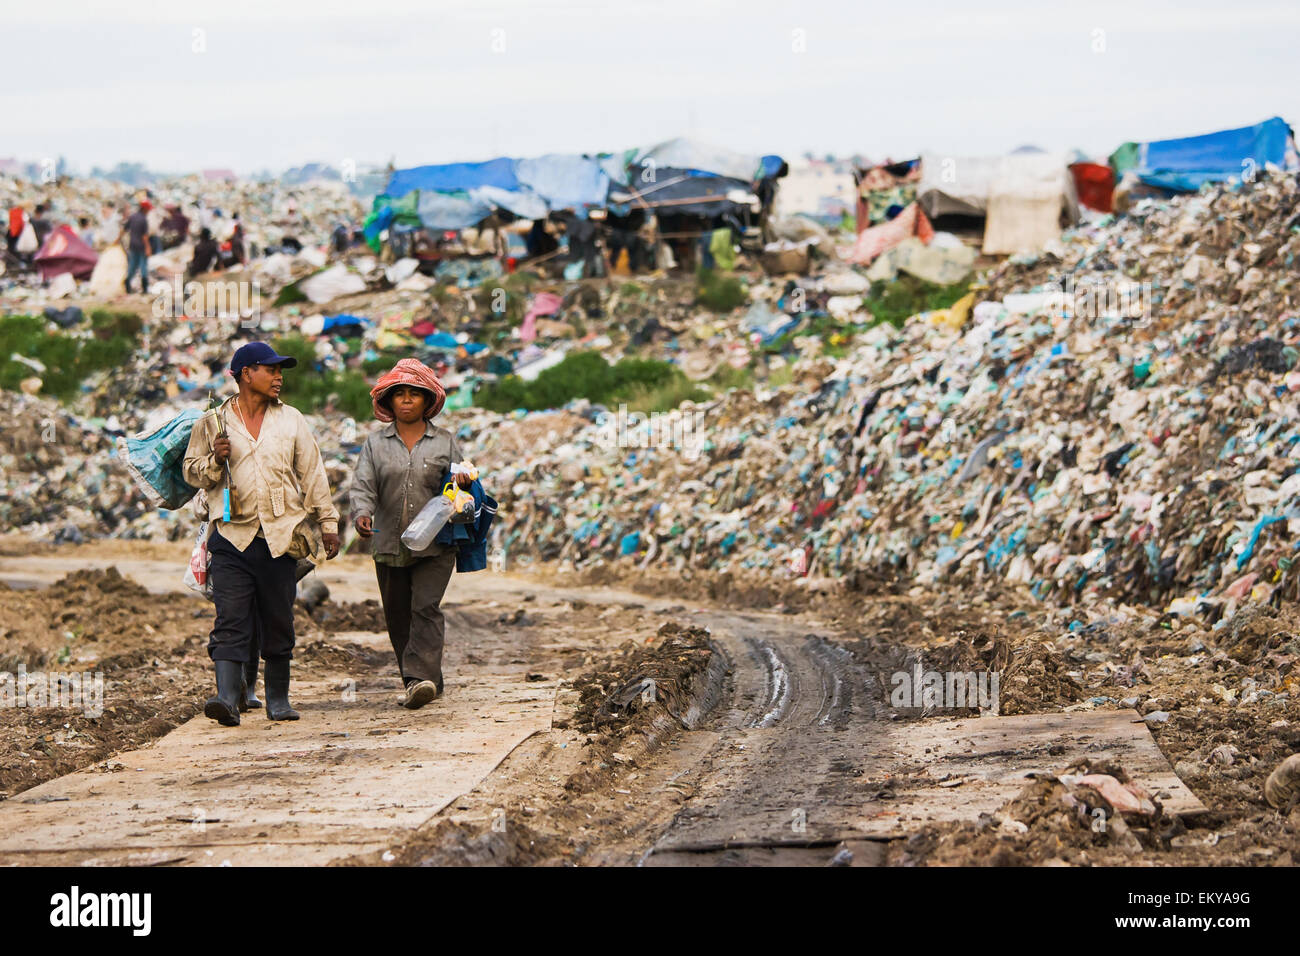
[15,222,37,254]
[184,521,214,600]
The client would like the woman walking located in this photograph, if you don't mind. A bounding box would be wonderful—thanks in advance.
[350,359,471,709]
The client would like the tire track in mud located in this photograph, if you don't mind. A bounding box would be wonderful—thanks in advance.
[642,609,898,863]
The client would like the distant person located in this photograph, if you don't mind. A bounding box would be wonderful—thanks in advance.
[331,222,350,258]
[161,204,190,249]
[525,217,558,259]
[568,215,602,278]
[5,206,25,257]
[229,213,246,265]
[123,202,151,294]
[188,227,221,278]
[144,199,164,254]
[78,217,95,248]
[30,204,52,247]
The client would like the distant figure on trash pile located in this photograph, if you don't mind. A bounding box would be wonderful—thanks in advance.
[350,358,492,711]
[5,205,30,263]
[30,203,53,248]
[227,212,246,266]
[188,227,222,280]
[331,220,352,259]
[122,201,151,294]
[182,342,342,728]
[145,196,165,254]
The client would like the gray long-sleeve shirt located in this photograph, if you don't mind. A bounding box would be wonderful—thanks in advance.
[350,420,463,564]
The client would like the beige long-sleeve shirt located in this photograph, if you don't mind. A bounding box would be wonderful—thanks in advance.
[183,397,339,558]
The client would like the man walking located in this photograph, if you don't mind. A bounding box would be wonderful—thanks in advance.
[183,342,341,727]
[123,201,151,294]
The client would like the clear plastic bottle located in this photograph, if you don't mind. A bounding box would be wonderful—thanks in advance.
[401,494,454,551]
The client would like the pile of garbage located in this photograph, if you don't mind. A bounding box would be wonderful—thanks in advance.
[8,171,1300,638]
[1,173,365,312]
[472,172,1300,630]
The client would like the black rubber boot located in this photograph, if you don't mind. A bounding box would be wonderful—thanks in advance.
[264,658,300,721]
[203,660,243,727]
[241,657,262,710]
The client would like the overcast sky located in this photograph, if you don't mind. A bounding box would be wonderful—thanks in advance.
[6,0,1299,175]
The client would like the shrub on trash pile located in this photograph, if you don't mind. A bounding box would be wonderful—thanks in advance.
[0,314,140,400]
[88,309,144,339]
[695,267,747,313]
[272,279,309,307]
[270,333,373,419]
[479,350,705,413]
[708,362,756,392]
[863,275,970,328]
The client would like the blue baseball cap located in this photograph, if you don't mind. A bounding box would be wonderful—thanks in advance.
[230,341,298,379]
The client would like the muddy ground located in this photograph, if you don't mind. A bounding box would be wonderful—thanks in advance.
[1,542,1297,866]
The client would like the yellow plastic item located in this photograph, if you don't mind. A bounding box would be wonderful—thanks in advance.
[443,481,475,515]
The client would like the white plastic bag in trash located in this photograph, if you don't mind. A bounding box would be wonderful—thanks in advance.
[300,264,365,304]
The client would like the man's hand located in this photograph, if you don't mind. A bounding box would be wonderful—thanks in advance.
[354,515,373,538]
[322,532,340,560]
[213,434,231,463]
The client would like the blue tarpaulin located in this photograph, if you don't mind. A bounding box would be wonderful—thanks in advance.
[1131,117,1294,192]
[514,154,611,211]
[415,190,496,230]
[386,158,519,199]
[322,314,371,334]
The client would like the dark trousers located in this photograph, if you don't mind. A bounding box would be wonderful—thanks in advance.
[375,552,455,689]
[208,529,297,663]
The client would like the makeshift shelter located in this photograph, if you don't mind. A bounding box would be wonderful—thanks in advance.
[384,156,610,232]
[853,159,921,231]
[1111,116,1295,192]
[34,224,98,281]
[625,138,779,184]
[917,152,1078,256]
[609,140,786,249]
[378,141,786,270]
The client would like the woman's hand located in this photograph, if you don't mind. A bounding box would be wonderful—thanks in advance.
[354,514,373,538]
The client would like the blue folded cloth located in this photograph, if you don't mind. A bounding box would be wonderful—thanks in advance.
[433,474,498,572]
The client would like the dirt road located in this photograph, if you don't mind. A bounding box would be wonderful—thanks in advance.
[0,542,1235,867]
